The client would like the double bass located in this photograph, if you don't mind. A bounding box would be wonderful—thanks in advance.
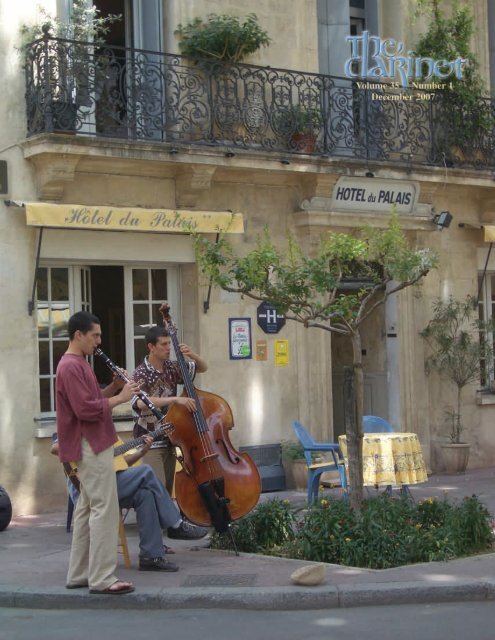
[160,303,261,533]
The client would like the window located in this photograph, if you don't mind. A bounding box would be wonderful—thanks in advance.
[125,266,175,368]
[37,267,72,413]
[36,263,178,415]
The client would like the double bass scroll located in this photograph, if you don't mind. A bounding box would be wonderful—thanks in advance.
[159,302,261,533]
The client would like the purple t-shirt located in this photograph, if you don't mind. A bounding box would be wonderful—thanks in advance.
[56,353,117,462]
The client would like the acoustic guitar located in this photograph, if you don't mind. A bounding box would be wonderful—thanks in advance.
[112,423,174,471]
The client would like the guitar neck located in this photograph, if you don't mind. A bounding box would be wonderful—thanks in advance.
[113,428,165,458]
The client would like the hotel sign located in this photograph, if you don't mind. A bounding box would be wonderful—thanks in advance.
[331,177,419,213]
[24,203,244,234]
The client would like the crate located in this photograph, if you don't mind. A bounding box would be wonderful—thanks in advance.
[240,443,286,492]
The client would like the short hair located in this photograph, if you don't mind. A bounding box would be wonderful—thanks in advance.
[145,325,169,347]
[68,311,101,340]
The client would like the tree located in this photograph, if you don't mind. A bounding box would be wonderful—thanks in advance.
[420,296,494,443]
[194,212,437,509]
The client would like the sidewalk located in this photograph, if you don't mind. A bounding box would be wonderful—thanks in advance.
[2,467,495,611]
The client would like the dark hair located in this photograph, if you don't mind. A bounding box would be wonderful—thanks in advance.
[145,325,169,346]
[68,311,101,340]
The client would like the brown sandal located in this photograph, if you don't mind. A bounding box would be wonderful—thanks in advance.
[89,580,134,595]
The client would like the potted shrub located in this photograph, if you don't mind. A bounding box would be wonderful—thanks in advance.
[174,13,271,145]
[19,0,120,132]
[175,13,271,63]
[420,296,494,473]
[277,105,323,153]
[281,440,308,490]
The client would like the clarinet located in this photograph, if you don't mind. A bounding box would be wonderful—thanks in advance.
[94,347,166,421]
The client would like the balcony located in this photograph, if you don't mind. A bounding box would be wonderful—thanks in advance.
[24,36,495,170]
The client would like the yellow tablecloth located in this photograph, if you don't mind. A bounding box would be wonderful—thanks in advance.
[338,432,428,487]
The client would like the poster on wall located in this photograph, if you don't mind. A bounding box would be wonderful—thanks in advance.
[229,318,252,359]
[275,339,289,366]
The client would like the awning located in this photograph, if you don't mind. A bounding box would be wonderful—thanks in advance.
[24,202,244,234]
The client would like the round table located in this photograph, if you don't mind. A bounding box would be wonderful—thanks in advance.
[338,432,428,487]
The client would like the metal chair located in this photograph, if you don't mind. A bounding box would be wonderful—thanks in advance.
[292,421,347,502]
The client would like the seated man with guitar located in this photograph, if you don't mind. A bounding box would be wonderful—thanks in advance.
[52,425,207,573]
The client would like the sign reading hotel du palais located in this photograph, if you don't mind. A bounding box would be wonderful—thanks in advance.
[331,177,419,214]
[24,202,244,234]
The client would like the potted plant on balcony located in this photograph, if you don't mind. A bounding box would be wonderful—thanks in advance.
[420,296,494,473]
[277,104,323,153]
[19,0,120,133]
[175,13,271,64]
[413,0,493,164]
[175,14,271,145]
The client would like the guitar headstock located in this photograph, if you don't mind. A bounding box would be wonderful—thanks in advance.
[157,422,175,438]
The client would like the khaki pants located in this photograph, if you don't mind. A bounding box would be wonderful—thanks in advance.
[66,438,119,591]
[144,446,176,496]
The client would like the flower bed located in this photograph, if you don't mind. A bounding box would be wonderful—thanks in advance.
[210,495,493,569]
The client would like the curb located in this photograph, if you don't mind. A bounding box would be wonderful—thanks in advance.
[1,580,494,611]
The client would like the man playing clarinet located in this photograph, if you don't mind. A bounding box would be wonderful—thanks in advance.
[56,311,139,594]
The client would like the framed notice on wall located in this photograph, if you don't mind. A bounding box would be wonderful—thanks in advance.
[229,318,252,360]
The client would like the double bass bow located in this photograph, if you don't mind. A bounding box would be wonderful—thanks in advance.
[160,302,261,533]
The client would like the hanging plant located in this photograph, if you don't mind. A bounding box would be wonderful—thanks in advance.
[175,13,271,63]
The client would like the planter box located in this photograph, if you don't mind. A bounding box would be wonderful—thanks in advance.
[283,459,308,490]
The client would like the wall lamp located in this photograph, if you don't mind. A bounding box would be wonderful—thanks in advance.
[280,158,290,165]
[433,211,453,231]
[365,170,375,178]
[169,146,179,155]
[225,151,235,158]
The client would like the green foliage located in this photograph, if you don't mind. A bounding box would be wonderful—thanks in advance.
[420,296,494,443]
[195,213,437,334]
[175,13,271,63]
[213,495,493,568]
[19,0,121,53]
[413,0,492,146]
[210,498,296,553]
[277,105,323,136]
[280,440,305,461]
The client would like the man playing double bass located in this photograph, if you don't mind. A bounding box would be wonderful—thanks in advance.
[131,325,208,537]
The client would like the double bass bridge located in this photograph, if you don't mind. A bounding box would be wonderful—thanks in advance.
[200,453,220,463]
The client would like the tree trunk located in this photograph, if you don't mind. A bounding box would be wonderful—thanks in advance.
[344,330,364,510]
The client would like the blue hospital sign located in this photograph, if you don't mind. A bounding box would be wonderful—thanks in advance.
[257,302,286,334]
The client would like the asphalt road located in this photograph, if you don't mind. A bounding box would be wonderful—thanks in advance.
[2,602,495,640]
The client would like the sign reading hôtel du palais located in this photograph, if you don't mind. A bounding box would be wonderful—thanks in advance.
[331,177,419,214]
[24,202,244,234]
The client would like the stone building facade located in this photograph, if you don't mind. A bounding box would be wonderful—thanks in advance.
[1,0,495,514]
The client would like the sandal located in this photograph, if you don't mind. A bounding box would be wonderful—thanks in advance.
[89,580,135,595]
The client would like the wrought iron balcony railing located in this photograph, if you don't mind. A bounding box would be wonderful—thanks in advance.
[24,36,495,169]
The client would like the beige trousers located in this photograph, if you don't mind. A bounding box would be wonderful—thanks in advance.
[66,438,119,591]
[144,446,176,496]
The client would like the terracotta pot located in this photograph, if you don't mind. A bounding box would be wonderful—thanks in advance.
[290,133,317,154]
[440,443,470,474]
